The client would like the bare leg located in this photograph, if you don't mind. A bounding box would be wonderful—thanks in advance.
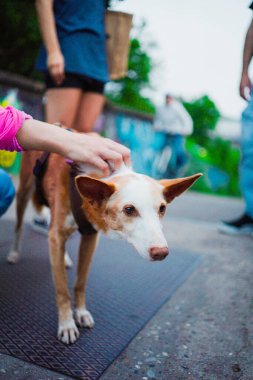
[37,88,82,264]
[74,233,99,327]
[45,88,82,127]
[74,92,105,132]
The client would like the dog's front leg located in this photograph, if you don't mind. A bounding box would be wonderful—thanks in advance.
[74,233,99,328]
[48,228,79,344]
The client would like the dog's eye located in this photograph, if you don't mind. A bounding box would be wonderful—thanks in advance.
[123,205,138,217]
[159,204,166,215]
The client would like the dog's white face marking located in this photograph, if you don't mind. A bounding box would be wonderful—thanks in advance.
[105,174,168,260]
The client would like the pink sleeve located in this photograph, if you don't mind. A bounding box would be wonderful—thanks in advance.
[0,106,33,152]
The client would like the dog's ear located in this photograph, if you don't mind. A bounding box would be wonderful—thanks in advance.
[159,173,202,203]
[75,175,116,203]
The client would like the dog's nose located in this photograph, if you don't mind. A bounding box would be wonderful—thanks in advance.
[149,247,169,261]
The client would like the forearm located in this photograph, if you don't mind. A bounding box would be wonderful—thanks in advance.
[16,119,73,156]
[35,0,60,54]
[16,119,131,174]
[1,106,131,174]
[242,20,253,75]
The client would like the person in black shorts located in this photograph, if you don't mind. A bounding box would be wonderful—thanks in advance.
[34,0,110,231]
[35,0,108,133]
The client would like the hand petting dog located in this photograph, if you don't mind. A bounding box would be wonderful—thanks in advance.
[17,119,131,177]
[0,106,131,177]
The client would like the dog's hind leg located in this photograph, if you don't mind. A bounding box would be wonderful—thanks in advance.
[74,233,99,328]
[7,154,35,264]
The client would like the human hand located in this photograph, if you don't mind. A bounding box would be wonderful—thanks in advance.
[47,50,65,85]
[17,120,131,176]
[240,73,252,100]
[66,133,131,176]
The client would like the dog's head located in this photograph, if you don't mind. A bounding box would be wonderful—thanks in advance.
[75,169,202,261]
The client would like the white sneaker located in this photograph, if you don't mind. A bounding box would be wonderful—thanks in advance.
[30,207,50,236]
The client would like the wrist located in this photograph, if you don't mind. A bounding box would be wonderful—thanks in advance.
[47,48,62,56]
[241,70,249,78]
[54,129,76,158]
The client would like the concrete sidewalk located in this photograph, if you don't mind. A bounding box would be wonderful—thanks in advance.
[1,189,253,380]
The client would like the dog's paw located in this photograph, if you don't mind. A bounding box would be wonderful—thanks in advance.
[64,251,73,269]
[74,308,95,328]
[7,250,20,264]
[58,317,79,344]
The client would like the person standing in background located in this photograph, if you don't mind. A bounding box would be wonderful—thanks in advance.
[35,0,108,133]
[34,0,109,231]
[154,93,193,178]
[219,3,253,235]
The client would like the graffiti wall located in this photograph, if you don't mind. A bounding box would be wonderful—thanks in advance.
[0,82,43,174]
[100,111,169,178]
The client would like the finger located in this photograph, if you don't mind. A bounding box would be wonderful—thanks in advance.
[57,72,65,85]
[240,86,246,100]
[50,65,65,85]
[54,75,62,86]
[49,67,60,85]
[240,92,246,100]
[88,156,110,176]
[53,73,63,86]
[100,149,123,170]
[122,148,131,166]
[57,64,65,84]
[104,139,131,166]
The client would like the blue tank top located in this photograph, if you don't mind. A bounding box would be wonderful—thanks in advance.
[36,0,109,82]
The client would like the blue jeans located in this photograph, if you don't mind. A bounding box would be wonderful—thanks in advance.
[0,169,15,217]
[241,98,253,218]
[165,134,188,178]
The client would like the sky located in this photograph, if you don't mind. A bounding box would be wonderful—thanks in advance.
[112,0,253,118]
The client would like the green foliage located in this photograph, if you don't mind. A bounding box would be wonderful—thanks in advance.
[106,34,156,114]
[0,1,41,78]
[183,95,220,145]
[181,94,240,196]
[186,137,240,196]
[181,94,241,196]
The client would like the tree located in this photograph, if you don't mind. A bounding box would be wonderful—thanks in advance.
[0,1,41,78]
[183,95,220,145]
[183,96,240,196]
[106,25,156,114]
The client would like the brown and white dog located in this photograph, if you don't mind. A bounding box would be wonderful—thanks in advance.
[7,148,201,344]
